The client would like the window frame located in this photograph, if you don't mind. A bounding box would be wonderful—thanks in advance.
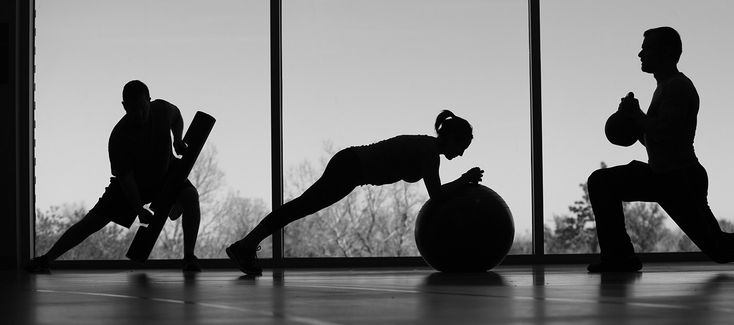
[22,0,711,269]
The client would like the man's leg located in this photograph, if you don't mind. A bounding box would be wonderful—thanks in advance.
[587,161,656,271]
[26,209,111,272]
[176,181,201,271]
[27,179,137,273]
[44,210,111,261]
[658,164,734,263]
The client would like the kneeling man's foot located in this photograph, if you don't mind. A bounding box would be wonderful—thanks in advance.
[226,243,262,276]
[587,256,642,273]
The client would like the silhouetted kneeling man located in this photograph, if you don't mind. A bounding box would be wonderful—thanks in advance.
[588,27,734,272]
[26,80,202,273]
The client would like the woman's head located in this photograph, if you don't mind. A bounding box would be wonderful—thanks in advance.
[434,110,473,159]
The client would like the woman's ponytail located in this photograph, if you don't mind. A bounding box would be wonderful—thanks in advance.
[434,109,472,143]
[434,110,456,134]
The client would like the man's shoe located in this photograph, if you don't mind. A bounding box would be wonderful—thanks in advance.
[182,255,202,272]
[25,256,51,274]
[226,243,262,276]
[587,256,642,273]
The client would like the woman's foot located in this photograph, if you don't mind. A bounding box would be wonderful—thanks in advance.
[25,256,51,273]
[226,242,262,276]
[182,255,202,272]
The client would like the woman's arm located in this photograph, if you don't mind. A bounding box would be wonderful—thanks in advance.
[423,157,443,200]
[423,155,484,200]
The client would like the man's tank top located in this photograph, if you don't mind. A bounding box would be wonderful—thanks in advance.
[644,72,699,173]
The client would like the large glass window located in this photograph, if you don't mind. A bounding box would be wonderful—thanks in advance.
[34,0,272,260]
[282,0,531,257]
[542,0,734,253]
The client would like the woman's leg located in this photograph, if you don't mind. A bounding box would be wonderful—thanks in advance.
[238,149,361,250]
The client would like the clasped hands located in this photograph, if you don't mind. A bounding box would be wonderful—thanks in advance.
[461,167,484,184]
[617,92,644,120]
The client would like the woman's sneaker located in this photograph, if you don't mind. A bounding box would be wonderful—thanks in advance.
[226,243,262,276]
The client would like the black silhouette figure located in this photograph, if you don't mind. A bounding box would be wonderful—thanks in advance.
[226,110,484,275]
[25,80,202,273]
[587,27,734,272]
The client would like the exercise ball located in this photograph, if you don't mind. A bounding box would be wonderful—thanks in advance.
[415,184,514,272]
[605,111,640,147]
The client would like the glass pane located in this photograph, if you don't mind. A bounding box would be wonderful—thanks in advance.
[283,0,530,257]
[34,0,272,260]
[542,0,734,253]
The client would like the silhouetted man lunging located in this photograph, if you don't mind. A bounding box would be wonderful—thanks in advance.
[587,27,734,272]
[26,80,202,272]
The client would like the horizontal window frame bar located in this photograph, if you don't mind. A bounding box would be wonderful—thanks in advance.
[47,252,712,270]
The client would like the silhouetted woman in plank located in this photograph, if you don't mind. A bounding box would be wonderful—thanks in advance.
[227,110,483,275]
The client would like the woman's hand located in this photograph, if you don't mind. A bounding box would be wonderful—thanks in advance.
[461,167,484,184]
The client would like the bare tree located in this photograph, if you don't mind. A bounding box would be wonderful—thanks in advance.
[35,144,270,260]
[35,204,134,260]
[150,144,270,259]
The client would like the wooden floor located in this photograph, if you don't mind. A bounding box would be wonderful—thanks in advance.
[4,263,734,324]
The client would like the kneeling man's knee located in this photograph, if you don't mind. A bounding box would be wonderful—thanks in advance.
[587,169,609,192]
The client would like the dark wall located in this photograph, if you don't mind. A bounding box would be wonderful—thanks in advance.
[1,0,33,270]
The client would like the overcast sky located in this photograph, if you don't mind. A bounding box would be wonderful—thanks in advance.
[34,0,734,249]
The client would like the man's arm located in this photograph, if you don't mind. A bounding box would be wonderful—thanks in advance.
[614,93,646,146]
[117,171,151,221]
[620,84,694,146]
[167,102,187,156]
[636,85,693,144]
[109,126,151,222]
[170,105,184,143]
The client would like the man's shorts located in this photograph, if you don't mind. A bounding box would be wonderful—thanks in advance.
[88,177,195,228]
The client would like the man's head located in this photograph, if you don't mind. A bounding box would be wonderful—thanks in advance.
[639,27,682,74]
[122,80,151,125]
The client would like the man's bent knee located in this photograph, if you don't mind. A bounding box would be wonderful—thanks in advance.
[178,186,199,202]
[587,168,610,193]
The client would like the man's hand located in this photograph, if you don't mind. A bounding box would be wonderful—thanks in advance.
[618,92,642,116]
[461,167,484,184]
[138,207,154,225]
[617,92,646,130]
[173,139,188,157]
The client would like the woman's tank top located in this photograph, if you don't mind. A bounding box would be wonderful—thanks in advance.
[350,135,436,186]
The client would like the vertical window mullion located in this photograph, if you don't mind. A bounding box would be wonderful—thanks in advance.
[270,0,284,262]
[529,0,544,256]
